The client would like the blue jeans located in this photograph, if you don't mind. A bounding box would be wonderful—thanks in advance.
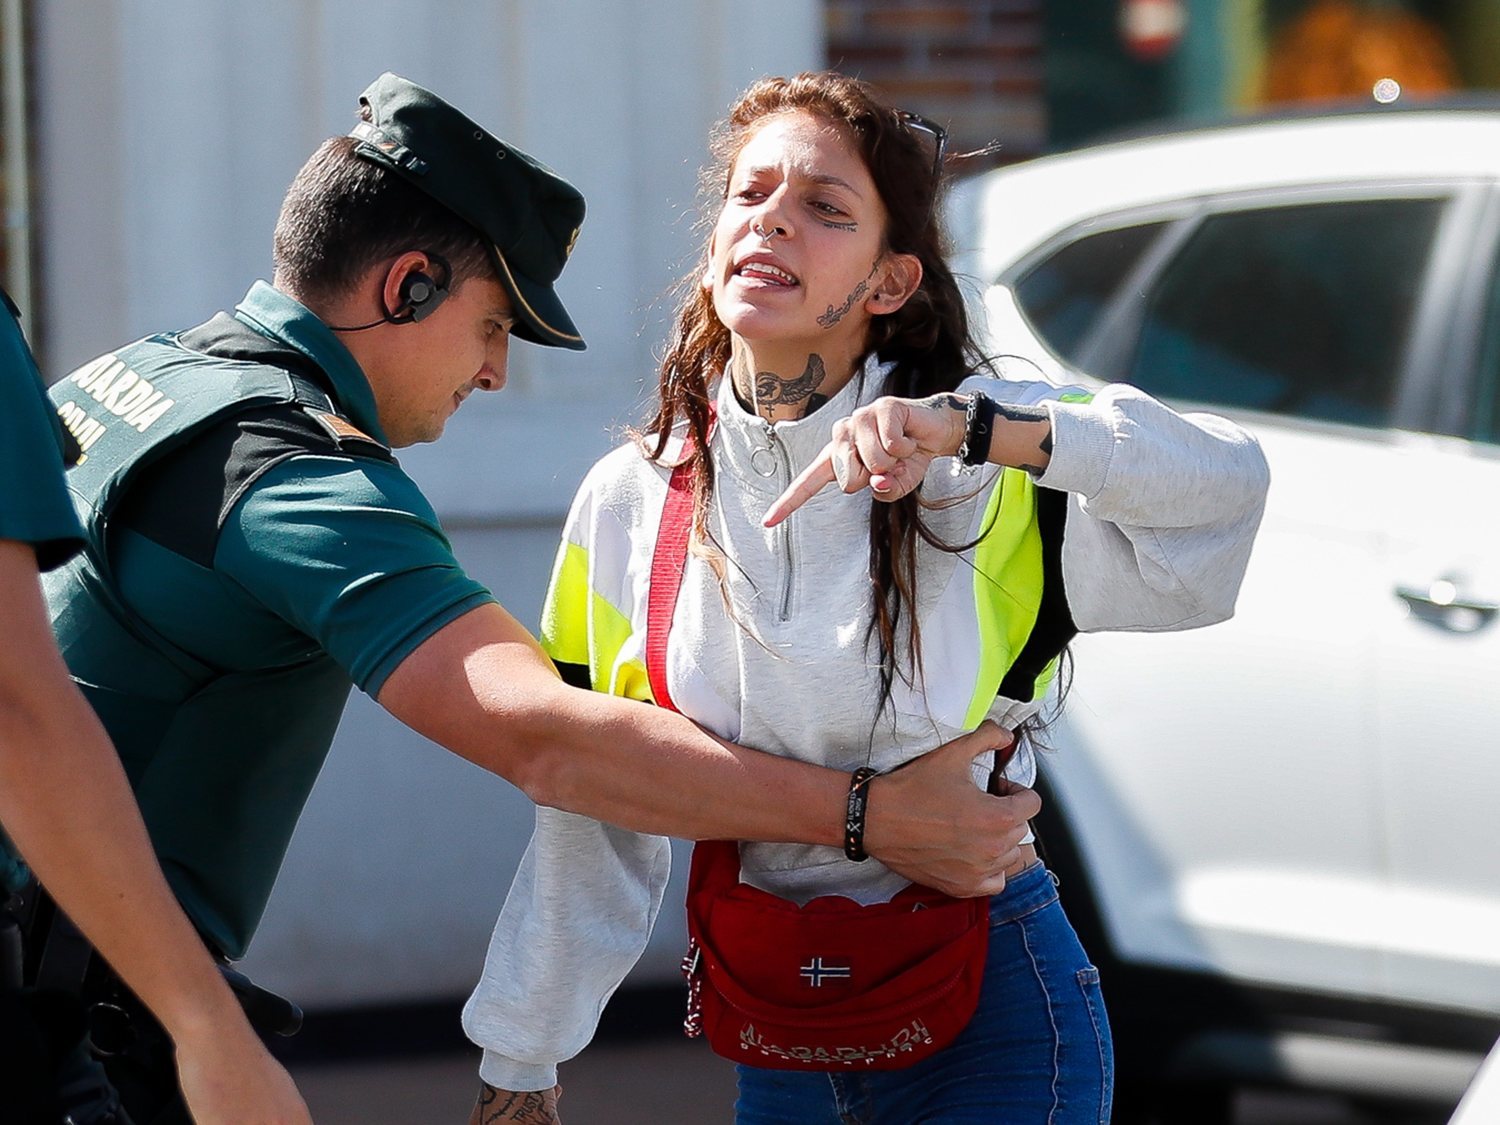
[733,862,1113,1124]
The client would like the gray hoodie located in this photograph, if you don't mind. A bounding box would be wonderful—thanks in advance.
[463,359,1270,1090]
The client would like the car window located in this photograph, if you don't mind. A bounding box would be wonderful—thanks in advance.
[1470,240,1500,446]
[1012,223,1166,365]
[1126,199,1443,428]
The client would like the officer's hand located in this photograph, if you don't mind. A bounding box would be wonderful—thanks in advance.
[175,1028,311,1124]
[469,1081,561,1124]
[861,721,1040,898]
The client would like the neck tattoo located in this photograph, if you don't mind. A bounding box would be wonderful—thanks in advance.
[736,353,829,422]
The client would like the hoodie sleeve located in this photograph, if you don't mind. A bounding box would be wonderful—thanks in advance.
[461,807,672,1091]
[1043,383,1269,631]
[963,375,1271,633]
[461,456,673,1091]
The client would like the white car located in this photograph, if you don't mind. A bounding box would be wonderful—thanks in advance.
[1450,1037,1500,1125]
[946,105,1500,1122]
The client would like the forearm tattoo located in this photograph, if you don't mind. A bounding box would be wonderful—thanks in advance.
[920,393,1052,470]
[993,401,1052,474]
[477,1083,559,1124]
[994,401,1049,425]
[919,393,967,415]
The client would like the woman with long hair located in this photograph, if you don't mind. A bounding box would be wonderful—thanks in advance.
[462,71,1268,1124]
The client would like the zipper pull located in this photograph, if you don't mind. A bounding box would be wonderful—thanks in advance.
[750,422,780,478]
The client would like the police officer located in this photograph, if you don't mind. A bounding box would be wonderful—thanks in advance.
[19,74,1035,1121]
[0,289,310,1121]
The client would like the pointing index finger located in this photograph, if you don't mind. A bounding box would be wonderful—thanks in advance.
[763,448,837,527]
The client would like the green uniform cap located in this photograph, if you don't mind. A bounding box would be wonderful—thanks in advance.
[350,72,587,351]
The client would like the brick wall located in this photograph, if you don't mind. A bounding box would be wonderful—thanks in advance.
[825,0,1047,167]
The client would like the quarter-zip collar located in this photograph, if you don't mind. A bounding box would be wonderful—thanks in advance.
[712,352,893,499]
[232,281,390,446]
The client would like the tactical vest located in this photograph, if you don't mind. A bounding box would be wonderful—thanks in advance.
[38,326,381,958]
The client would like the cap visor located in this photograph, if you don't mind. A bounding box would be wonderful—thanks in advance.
[492,245,586,351]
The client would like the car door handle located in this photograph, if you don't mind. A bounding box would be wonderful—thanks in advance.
[1395,579,1499,633]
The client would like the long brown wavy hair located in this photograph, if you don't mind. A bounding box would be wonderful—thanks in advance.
[645,71,993,714]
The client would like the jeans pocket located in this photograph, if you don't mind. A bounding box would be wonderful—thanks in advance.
[1075,966,1114,1125]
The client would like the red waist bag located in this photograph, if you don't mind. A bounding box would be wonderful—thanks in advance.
[680,841,989,1070]
[647,444,990,1071]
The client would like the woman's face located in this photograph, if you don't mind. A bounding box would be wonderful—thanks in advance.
[706,110,904,368]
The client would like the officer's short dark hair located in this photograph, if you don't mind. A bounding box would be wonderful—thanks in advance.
[272,126,497,305]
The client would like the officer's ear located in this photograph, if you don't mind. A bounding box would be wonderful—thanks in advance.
[381,252,443,324]
[395,270,448,322]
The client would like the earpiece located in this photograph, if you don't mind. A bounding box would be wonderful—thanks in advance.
[326,255,453,333]
[399,271,448,322]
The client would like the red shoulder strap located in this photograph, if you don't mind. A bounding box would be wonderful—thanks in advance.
[645,445,698,714]
[645,432,742,889]
[645,424,743,893]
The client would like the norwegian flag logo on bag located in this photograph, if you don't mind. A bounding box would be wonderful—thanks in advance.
[800,958,851,986]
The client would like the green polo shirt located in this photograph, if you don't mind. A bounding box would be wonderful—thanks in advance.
[26,283,495,957]
[102,283,490,697]
[0,290,84,566]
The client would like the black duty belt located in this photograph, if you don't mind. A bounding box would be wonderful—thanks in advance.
[4,876,303,1038]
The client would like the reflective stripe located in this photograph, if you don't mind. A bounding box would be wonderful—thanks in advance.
[541,539,651,702]
[539,540,590,668]
[964,467,1045,728]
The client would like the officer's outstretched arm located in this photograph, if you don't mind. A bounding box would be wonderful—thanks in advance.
[0,540,311,1125]
[378,602,1038,898]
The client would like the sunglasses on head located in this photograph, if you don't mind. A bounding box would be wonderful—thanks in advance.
[895,110,949,183]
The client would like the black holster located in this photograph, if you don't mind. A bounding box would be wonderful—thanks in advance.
[3,885,130,1123]
[2,879,301,1125]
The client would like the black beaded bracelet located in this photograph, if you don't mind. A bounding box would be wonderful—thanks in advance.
[959,391,999,466]
[844,766,879,862]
